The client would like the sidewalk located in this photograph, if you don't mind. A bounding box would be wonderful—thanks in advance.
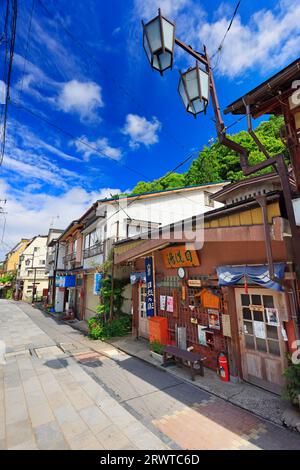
[0,301,168,450]
[106,335,290,427]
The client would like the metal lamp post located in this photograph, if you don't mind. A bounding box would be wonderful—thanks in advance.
[142,10,300,335]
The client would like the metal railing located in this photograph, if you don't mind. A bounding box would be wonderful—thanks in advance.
[83,242,104,259]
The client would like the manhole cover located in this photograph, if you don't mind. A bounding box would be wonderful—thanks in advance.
[34,345,64,359]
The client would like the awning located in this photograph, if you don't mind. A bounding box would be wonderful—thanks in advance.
[216,263,285,292]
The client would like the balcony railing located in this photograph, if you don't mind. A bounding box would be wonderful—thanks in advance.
[64,252,76,263]
[83,242,104,259]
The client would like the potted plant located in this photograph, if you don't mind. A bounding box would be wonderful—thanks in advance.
[282,358,300,411]
[150,340,164,364]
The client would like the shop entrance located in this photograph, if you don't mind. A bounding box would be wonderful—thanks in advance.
[235,288,287,394]
[138,283,149,338]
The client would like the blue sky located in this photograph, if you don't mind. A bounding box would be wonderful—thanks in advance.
[1,0,300,257]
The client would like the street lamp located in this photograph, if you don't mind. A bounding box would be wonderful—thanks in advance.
[178,63,210,117]
[142,9,300,334]
[142,8,175,75]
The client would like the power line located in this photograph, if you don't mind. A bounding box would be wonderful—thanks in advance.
[36,0,187,153]
[0,0,17,167]
[11,99,150,180]
[18,0,35,100]
[211,0,241,70]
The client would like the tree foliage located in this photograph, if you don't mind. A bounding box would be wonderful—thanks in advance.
[130,116,287,193]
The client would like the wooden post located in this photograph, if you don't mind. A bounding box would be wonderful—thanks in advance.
[109,250,115,322]
[152,252,157,316]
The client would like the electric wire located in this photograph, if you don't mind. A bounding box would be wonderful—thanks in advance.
[211,0,241,70]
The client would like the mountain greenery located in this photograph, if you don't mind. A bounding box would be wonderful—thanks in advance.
[130,116,287,194]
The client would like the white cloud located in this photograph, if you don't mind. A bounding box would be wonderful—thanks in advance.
[72,135,122,161]
[57,80,104,122]
[122,114,161,149]
[2,119,83,189]
[13,56,104,122]
[136,0,300,79]
[0,80,7,104]
[0,179,122,259]
[135,0,191,19]
[186,0,300,78]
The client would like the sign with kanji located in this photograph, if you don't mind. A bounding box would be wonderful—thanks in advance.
[145,257,155,317]
[161,246,200,268]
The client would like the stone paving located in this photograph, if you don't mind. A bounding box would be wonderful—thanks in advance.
[0,301,167,450]
[1,299,300,450]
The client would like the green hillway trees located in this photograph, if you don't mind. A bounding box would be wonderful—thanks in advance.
[130,116,288,194]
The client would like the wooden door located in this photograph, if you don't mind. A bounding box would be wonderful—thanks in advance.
[235,288,287,394]
[138,284,149,339]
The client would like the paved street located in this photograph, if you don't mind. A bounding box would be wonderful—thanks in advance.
[1,299,300,450]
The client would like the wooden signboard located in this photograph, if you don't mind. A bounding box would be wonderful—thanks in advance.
[161,246,200,268]
[187,279,202,287]
[222,314,231,337]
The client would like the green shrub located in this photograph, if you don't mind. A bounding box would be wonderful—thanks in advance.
[150,340,164,355]
[4,289,13,300]
[282,357,300,406]
[88,314,132,340]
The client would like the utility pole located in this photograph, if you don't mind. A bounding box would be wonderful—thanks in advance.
[31,250,36,304]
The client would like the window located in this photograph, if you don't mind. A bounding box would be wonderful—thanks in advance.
[85,229,101,249]
[34,247,39,252]
[73,239,77,254]
[39,260,45,265]
[204,191,214,208]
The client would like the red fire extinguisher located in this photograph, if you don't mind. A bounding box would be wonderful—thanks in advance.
[218,352,230,382]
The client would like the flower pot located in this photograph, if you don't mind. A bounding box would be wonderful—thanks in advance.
[150,351,164,364]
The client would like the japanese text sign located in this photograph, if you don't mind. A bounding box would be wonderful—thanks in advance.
[161,246,200,268]
[145,257,155,317]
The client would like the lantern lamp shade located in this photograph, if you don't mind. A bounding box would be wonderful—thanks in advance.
[178,63,210,117]
[142,10,175,75]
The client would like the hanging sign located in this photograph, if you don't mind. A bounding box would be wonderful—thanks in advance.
[266,308,279,326]
[208,309,221,330]
[166,296,174,313]
[187,279,202,287]
[130,272,146,285]
[198,325,207,346]
[161,246,200,268]
[145,257,155,317]
[222,314,232,337]
[93,273,102,295]
[253,321,266,339]
[159,295,166,311]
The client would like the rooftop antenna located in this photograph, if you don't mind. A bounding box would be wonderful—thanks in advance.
[50,215,60,227]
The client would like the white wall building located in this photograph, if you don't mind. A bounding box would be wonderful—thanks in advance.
[80,182,227,319]
[17,235,48,301]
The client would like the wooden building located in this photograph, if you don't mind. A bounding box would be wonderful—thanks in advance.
[114,174,299,394]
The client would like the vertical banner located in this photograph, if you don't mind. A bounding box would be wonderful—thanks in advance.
[93,273,102,295]
[145,256,155,317]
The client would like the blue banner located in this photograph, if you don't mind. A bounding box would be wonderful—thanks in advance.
[55,275,76,288]
[93,273,102,295]
[216,263,285,292]
[145,257,155,317]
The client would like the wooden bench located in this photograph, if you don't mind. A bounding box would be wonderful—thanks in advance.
[162,345,205,381]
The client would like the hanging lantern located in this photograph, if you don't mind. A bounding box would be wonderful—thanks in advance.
[142,9,175,75]
[178,62,210,117]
